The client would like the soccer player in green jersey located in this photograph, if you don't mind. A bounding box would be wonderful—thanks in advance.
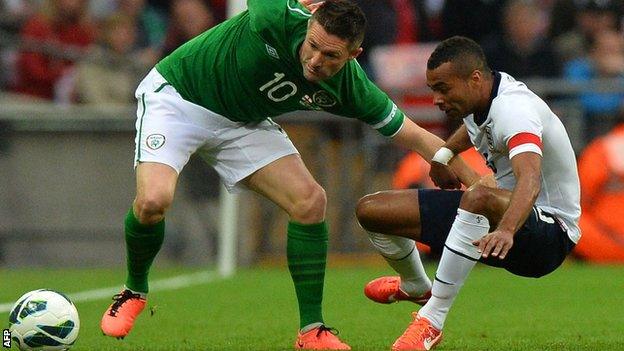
[100,0,477,349]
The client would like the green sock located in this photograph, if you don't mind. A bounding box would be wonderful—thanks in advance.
[287,220,328,329]
[124,208,165,294]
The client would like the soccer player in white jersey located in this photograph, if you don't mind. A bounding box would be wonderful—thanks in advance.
[356,36,581,350]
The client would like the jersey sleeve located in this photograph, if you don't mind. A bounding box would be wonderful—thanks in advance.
[332,61,405,137]
[248,0,309,47]
[490,94,543,159]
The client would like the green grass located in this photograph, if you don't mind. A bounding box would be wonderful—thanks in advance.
[1,262,623,350]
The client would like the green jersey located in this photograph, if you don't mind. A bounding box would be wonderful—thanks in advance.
[155,0,404,136]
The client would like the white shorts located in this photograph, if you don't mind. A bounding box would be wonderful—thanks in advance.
[134,68,299,192]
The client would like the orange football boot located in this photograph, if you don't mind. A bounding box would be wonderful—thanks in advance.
[100,289,146,339]
[364,276,431,305]
[294,325,351,350]
[392,313,442,351]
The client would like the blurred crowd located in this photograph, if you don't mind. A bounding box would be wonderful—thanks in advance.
[0,0,225,104]
[0,0,622,140]
[357,0,624,142]
[0,1,621,109]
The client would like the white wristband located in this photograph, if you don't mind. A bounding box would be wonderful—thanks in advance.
[432,147,454,165]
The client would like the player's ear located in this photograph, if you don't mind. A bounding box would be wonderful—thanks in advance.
[470,69,482,85]
[349,47,363,60]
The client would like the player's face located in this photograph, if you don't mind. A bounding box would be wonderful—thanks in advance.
[426,62,481,119]
[300,20,363,82]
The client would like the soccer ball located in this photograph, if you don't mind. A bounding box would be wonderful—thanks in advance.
[8,289,80,351]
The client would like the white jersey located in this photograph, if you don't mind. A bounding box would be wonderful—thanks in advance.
[464,71,581,243]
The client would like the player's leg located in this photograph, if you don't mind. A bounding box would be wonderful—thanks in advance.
[101,163,178,338]
[356,190,433,304]
[102,68,210,339]
[418,185,508,328]
[125,162,178,293]
[393,185,510,351]
[206,118,348,349]
[243,154,349,350]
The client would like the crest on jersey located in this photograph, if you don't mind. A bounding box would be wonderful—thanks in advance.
[265,44,280,59]
[312,90,336,107]
[484,126,494,151]
[146,134,166,150]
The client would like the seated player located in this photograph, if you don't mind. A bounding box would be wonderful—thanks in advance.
[356,36,581,350]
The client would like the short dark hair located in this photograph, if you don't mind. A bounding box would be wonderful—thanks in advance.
[427,36,491,77]
[312,0,366,48]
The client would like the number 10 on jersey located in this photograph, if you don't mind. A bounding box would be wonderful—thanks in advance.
[259,73,298,102]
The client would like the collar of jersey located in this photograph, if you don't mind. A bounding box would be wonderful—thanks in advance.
[473,70,501,126]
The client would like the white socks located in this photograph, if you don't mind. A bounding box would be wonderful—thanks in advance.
[124,286,147,299]
[368,232,432,295]
[418,209,490,330]
[301,322,324,333]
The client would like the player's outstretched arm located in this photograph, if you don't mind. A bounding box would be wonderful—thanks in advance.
[429,125,479,189]
[441,125,473,157]
[392,118,479,188]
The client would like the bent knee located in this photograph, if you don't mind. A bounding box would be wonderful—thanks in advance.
[356,192,386,232]
[134,193,173,224]
[289,184,327,223]
[460,185,496,213]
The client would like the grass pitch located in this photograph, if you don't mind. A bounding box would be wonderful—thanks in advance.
[1,262,623,350]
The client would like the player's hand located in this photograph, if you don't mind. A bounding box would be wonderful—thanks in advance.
[429,161,462,189]
[473,229,514,259]
[299,0,324,13]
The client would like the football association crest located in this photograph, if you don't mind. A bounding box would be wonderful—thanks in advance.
[146,134,166,150]
[312,90,336,108]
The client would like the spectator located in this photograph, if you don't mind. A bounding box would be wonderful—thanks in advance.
[160,0,215,57]
[574,111,624,262]
[553,0,622,65]
[116,0,167,66]
[0,0,38,32]
[88,0,116,20]
[354,0,397,75]
[149,0,225,22]
[564,30,624,141]
[12,0,95,100]
[355,0,443,78]
[0,0,38,89]
[481,0,560,79]
[549,0,579,40]
[441,0,507,42]
[72,13,143,104]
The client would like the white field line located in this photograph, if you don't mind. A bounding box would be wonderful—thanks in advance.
[0,270,223,314]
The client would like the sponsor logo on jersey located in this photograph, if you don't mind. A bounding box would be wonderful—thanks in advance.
[146,134,166,150]
[265,44,280,59]
[299,94,323,110]
[312,90,336,108]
